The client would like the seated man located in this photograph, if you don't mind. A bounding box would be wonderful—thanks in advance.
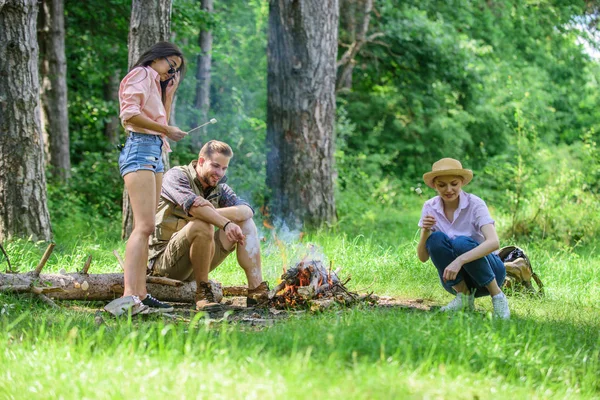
[148,140,268,310]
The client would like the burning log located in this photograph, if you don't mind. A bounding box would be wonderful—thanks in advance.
[269,259,360,309]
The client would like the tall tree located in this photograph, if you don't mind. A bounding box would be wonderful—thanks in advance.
[337,0,377,93]
[266,0,339,228]
[190,0,213,148]
[122,0,172,239]
[104,48,122,146]
[0,0,52,241]
[37,0,70,180]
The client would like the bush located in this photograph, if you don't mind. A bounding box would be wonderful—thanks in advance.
[478,140,600,246]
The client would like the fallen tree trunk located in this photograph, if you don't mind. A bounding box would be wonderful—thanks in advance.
[0,272,249,303]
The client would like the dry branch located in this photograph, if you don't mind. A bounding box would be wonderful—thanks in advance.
[113,250,125,270]
[81,255,92,274]
[0,243,13,273]
[33,243,55,276]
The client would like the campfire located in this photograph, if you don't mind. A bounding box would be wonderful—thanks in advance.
[268,258,368,310]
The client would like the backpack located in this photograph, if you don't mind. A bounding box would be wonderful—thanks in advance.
[498,246,544,296]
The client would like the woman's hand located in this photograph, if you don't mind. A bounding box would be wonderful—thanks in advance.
[165,126,187,142]
[443,258,463,282]
[165,72,180,98]
[422,215,436,230]
[192,197,214,209]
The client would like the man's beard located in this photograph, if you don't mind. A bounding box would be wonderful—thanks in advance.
[201,173,216,188]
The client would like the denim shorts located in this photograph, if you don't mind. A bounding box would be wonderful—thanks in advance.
[118,132,164,177]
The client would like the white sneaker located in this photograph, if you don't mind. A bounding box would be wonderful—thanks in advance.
[440,292,475,312]
[104,295,149,317]
[491,292,510,319]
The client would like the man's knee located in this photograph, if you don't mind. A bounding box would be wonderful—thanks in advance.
[186,220,214,242]
[237,218,257,234]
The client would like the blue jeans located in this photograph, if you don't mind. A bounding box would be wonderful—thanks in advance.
[426,231,506,297]
[119,132,164,177]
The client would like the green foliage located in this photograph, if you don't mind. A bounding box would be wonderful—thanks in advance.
[170,0,268,204]
[60,0,600,226]
[475,104,600,246]
[65,0,130,157]
[340,0,594,178]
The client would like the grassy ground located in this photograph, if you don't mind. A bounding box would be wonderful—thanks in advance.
[0,196,599,399]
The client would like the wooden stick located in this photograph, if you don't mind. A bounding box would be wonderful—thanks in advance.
[0,284,60,308]
[37,293,59,309]
[0,243,13,273]
[112,250,125,270]
[81,255,92,274]
[33,243,55,277]
[222,285,248,296]
[112,251,182,287]
[146,276,184,287]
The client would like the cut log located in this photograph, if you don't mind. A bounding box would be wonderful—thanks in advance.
[0,272,246,304]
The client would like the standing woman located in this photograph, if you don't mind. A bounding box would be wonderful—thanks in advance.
[417,158,510,319]
[114,42,187,313]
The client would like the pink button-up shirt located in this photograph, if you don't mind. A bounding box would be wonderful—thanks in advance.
[119,66,171,152]
[418,191,495,244]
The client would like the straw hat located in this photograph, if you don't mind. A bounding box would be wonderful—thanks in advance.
[423,158,473,188]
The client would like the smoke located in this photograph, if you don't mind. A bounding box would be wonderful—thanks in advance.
[244,227,260,265]
[259,219,329,278]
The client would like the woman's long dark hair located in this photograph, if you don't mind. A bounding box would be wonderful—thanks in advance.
[132,41,186,103]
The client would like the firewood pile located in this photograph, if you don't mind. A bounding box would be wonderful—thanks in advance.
[268,259,373,311]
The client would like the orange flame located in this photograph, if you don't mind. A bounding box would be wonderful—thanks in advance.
[263,220,275,229]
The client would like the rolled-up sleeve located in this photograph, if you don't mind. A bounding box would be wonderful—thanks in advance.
[218,184,254,215]
[161,169,198,215]
[119,67,150,125]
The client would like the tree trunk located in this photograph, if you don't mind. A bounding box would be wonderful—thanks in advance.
[122,0,173,239]
[191,0,213,149]
[337,0,373,92]
[0,0,52,242]
[104,69,122,146]
[37,0,70,181]
[266,0,339,229]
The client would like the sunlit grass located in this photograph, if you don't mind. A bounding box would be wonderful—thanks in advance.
[1,195,599,399]
[0,304,598,399]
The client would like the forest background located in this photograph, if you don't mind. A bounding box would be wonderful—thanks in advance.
[1,0,600,398]
[57,0,600,247]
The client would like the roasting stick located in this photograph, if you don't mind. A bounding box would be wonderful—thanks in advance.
[187,118,217,134]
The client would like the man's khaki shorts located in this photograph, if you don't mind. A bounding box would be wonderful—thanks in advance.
[150,228,234,282]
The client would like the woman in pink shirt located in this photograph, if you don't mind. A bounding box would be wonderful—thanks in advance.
[114,42,188,314]
[417,158,510,319]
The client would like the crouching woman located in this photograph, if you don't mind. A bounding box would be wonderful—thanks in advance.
[417,158,510,319]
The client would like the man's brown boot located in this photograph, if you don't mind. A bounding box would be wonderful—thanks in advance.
[195,281,222,311]
[247,281,269,307]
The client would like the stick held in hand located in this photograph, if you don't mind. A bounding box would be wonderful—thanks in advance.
[187,118,217,134]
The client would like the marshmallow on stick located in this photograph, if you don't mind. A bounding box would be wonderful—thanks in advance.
[187,118,217,134]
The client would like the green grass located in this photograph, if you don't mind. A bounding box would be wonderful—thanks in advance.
[0,195,599,399]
